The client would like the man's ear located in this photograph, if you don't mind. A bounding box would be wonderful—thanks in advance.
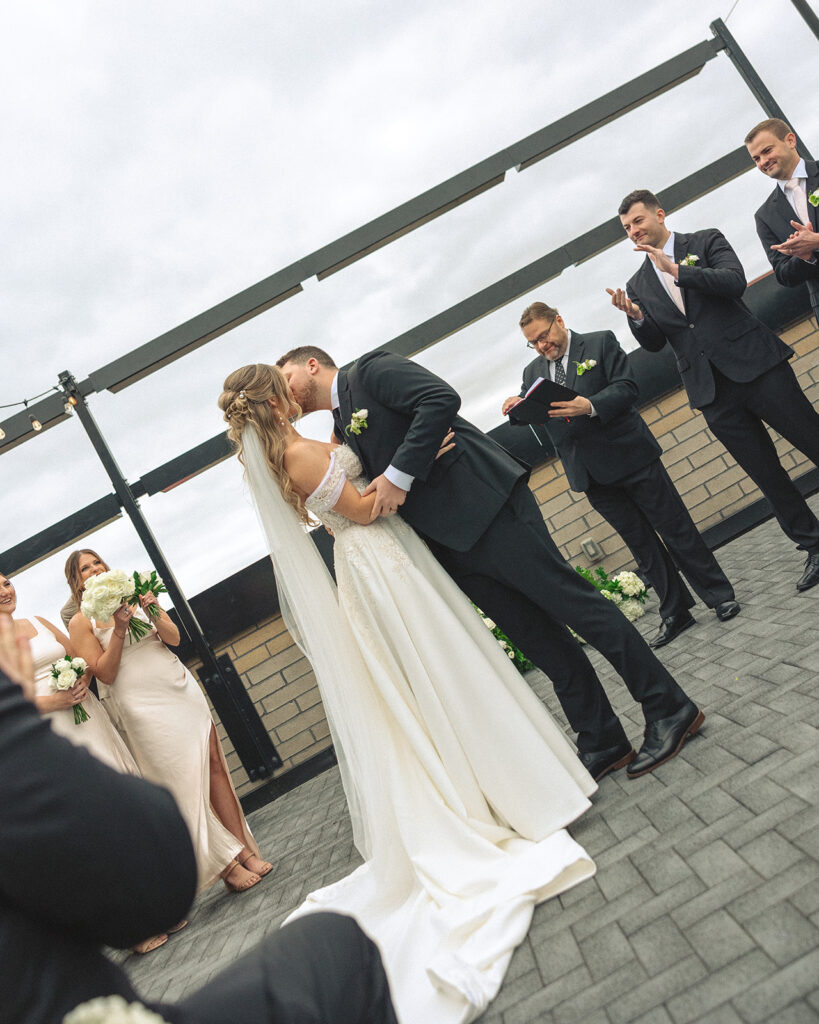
[306,358,319,375]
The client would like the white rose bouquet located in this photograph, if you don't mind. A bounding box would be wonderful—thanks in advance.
[575,566,647,622]
[472,603,535,674]
[81,568,167,643]
[64,995,171,1024]
[50,656,90,724]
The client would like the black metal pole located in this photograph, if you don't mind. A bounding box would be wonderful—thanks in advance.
[710,18,814,161]
[58,371,280,779]
[790,0,819,41]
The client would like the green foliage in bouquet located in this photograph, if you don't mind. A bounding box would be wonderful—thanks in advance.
[472,604,535,674]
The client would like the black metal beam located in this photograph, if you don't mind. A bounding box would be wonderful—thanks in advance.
[711,18,814,161]
[81,40,721,396]
[0,494,123,575]
[790,0,819,41]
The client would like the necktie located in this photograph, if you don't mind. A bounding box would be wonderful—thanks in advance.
[332,406,345,438]
[785,178,810,225]
[553,358,566,385]
[661,269,686,314]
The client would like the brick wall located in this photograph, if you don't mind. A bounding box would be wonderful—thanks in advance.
[191,313,818,799]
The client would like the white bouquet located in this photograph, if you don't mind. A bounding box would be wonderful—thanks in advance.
[81,569,167,643]
[64,995,170,1024]
[50,656,90,724]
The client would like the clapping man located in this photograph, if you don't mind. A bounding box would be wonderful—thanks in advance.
[607,189,819,593]
[502,301,739,648]
[746,118,819,323]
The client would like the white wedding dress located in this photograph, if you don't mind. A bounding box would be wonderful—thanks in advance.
[246,437,596,1024]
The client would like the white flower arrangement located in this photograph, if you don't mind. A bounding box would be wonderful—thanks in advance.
[345,408,369,436]
[574,359,597,376]
[809,188,819,208]
[50,656,90,724]
[681,253,699,266]
[473,605,534,673]
[575,566,647,626]
[81,569,167,643]
[64,995,170,1024]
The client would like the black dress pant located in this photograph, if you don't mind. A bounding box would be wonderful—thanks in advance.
[428,481,690,753]
[175,913,397,1024]
[585,460,735,619]
[703,362,819,553]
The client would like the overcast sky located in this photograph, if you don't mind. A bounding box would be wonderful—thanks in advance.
[3,0,817,623]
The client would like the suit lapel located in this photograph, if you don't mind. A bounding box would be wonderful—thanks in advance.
[566,333,583,389]
[807,161,819,231]
[334,370,358,452]
[638,256,685,320]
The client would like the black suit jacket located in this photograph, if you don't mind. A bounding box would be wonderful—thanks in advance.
[337,350,528,551]
[519,331,661,492]
[0,670,196,1024]
[625,228,792,409]
[754,159,819,318]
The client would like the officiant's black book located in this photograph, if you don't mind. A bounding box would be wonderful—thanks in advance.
[507,376,578,425]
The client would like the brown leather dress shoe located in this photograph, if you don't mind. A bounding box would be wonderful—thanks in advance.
[796,553,819,592]
[578,741,636,781]
[627,701,704,779]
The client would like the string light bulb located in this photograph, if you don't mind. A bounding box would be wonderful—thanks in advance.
[29,414,42,432]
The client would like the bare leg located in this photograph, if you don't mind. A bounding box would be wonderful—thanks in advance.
[208,725,272,879]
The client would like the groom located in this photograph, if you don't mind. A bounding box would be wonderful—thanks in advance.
[277,346,704,781]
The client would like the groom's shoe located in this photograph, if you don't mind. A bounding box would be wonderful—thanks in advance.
[578,741,636,782]
[627,701,704,779]
[714,600,740,621]
[649,610,695,649]
[796,553,819,592]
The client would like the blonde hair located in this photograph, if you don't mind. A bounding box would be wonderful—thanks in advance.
[65,548,110,608]
[218,364,309,523]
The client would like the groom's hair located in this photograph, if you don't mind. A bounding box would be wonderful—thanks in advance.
[618,189,661,216]
[744,117,792,145]
[275,346,337,369]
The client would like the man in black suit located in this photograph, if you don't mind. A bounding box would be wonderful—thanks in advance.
[607,189,819,593]
[278,346,704,782]
[746,118,819,323]
[0,617,397,1024]
[501,301,738,649]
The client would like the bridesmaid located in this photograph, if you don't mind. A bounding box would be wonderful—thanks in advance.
[0,571,137,774]
[66,549,272,893]
[1,570,170,955]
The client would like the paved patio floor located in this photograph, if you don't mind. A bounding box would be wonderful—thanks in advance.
[118,495,819,1023]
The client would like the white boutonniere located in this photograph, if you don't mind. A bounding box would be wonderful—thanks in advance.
[574,359,597,376]
[681,254,699,266]
[345,408,369,436]
[809,188,819,208]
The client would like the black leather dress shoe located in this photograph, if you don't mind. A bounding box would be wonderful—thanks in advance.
[627,701,704,779]
[714,600,740,621]
[649,610,695,649]
[578,741,636,781]
[796,553,819,592]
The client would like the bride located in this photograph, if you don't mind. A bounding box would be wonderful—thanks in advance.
[219,363,597,1024]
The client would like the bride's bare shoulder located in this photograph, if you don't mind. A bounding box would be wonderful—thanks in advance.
[283,439,333,491]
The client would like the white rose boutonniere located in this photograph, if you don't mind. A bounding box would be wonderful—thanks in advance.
[346,408,369,436]
[681,254,699,266]
[809,188,819,208]
[574,359,597,376]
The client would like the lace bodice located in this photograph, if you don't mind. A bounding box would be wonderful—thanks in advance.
[305,446,369,534]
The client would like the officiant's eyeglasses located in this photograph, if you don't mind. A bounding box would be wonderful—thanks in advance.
[526,318,556,349]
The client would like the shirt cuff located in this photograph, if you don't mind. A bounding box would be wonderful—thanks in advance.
[632,317,645,327]
[588,400,598,418]
[385,465,414,491]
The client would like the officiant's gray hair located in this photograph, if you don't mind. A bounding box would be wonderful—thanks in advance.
[519,302,558,328]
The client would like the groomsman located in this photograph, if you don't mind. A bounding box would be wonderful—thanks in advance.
[607,189,819,593]
[502,302,739,648]
[745,118,819,322]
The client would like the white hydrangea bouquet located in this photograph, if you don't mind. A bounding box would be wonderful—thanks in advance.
[575,566,647,623]
[81,569,167,643]
[64,995,170,1024]
[50,656,89,724]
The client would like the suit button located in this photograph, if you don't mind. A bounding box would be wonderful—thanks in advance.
[689,324,695,329]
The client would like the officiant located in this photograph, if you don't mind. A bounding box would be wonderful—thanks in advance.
[502,301,739,649]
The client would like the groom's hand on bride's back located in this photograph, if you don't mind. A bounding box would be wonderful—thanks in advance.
[363,475,408,520]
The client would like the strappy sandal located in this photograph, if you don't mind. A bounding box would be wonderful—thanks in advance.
[238,850,273,878]
[167,919,188,934]
[221,858,261,893]
[132,933,168,955]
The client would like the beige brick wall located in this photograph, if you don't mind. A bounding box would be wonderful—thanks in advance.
[190,313,818,799]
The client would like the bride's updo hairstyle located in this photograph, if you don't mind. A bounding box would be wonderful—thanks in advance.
[219,363,309,523]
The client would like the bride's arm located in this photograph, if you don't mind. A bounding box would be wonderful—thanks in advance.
[285,443,378,525]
